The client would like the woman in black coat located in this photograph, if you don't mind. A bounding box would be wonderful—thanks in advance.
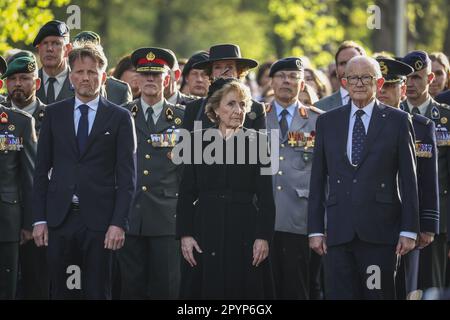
[176,78,275,299]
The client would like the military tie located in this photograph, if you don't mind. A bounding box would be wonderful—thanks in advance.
[412,107,420,115]
[279,109,289,137]
[146,107,156,132]
[77,104,89,155]
[46,77,57,104]
[351,109,366,166]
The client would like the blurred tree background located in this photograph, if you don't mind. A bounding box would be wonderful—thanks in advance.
[1,0,450,70]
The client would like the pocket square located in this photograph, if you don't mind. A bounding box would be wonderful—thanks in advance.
[104,131,111,135]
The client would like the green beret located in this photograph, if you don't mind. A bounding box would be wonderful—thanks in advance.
[2,56,37,79]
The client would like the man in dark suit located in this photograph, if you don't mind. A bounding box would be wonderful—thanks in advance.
[376,57,439,299]
[0,101,37,299]
[2,54,49,299]
[33,20,74,104]
[400,50,450,290]
[314,41,366,112]
[119,47,184,299]
[73,31,133,106]
[182,44,266,132]
[32,44,137,300]
[308,56,419,299]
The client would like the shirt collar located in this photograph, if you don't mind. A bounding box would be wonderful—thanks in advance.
[340,86,349,99]
[140,98,165,117]
[42,66,69,85]
[406,96,431,115]
[274,100,299,117]
[12,100,38,115]
[74,95,100,112]
[351,98,376,118]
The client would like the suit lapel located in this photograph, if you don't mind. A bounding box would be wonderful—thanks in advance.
[80,96,113,158]
[337,104,352,167]
[63,97,78,155]
[132,100,151,136]
[36,69,46,102]
[357,102,388,168]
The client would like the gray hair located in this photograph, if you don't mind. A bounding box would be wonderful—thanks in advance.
[346,56,382,79]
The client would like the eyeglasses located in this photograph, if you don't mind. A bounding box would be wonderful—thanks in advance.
[273,73,302,82]
[345,75,375,85]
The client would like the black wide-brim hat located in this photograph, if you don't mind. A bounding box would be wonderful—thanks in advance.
[193,44,258,70]
[0,56,6,75]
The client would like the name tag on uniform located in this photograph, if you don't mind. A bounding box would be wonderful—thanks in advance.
[150,129,180,148]
[415,141,433,158]
[0,133,23,151]
[287,131,316,149]
[435,126,450,147]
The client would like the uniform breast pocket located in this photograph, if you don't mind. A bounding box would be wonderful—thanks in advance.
[291,148,314,170]
[0,192,19,205]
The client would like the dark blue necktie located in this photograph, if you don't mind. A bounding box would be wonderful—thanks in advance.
[351,109,366,165]
[279,109,289,137]
[77,104,89,154]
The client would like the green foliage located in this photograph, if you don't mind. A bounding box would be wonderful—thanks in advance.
[0,0,70,54]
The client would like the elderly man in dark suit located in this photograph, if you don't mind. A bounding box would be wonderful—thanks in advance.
[32,44,137,299]
[308,56,419,299]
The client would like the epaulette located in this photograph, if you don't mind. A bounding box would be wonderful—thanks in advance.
[9,107,33,119]
[308,105,325,115]
[439,103,450,111]
[107,76,129,87]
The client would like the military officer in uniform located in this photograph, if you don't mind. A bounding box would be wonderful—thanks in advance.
[265,57,323,299]
[33,20,74,104]
[2,55,49,299]
[0,56,7,104]
[118,47,184,299]
[182,44,266,132]
[400,51,450,290]
[0,101,37,299]
[4,52,46,135]
[73,31,133,106]
[376,57,439,299]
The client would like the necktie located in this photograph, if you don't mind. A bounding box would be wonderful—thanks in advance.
[412,107,420,115]
[146,107,156,132]
[351,109,366,166]
[47,77,57,104]
[279,109,289,137]
[77,104,89,155]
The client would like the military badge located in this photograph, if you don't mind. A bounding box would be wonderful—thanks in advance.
[27,62,36,72]
[38,110,45,120]
[415,142,433,158]
[415,60,423,71]
[8,125,15,131]
[174,117,182,125]
[131,105,138,117]
[150,129,180,148]
[379,61,388,76]
[431,106,440,119]
[265,103,272,113]
[296,59,302,69]
[0,112,8,124]
[287,130,315,148]
[441,117,448,125]
[0,133,23,151]
[299,106,308,119]
[146,52,156,61]
[165,107,174,121]
[436,125,450,146]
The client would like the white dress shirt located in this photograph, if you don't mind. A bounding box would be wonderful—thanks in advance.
[340,87,350,105]
[42,67,69,99]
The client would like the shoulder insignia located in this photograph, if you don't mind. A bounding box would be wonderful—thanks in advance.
[299,106,308,119]
[38,110,45,120]
[265,103,272,113]
[439,103,450,111]
[431,105,440,119]
[0,112,8,124]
